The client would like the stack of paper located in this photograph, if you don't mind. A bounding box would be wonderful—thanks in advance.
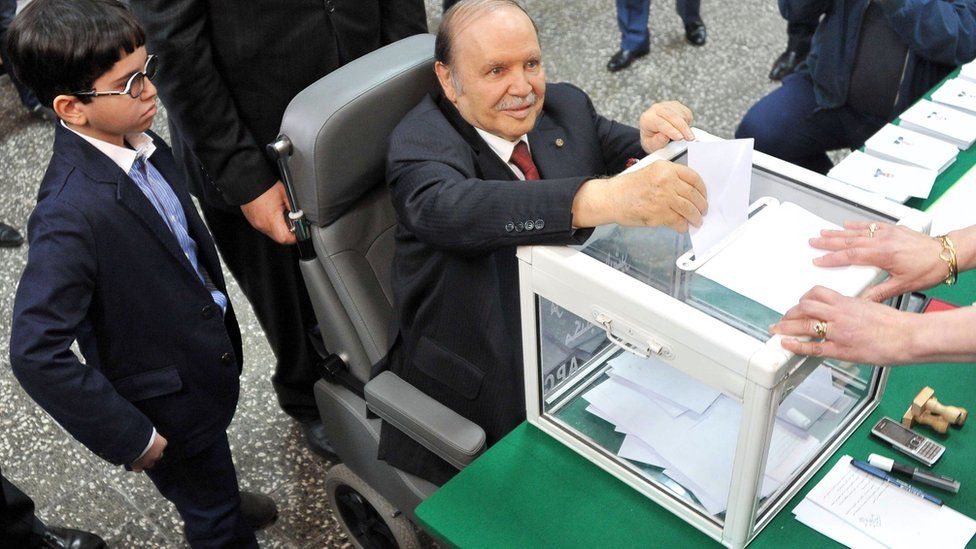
[827,151,937,202]
[863,124,957,173]
[794,456,976,548]
[932,78,976,114]
[899,100,976,149]
[583,352,842,515]
[960,60,976,82]
[927,164,976,236]
[694,201,881,316]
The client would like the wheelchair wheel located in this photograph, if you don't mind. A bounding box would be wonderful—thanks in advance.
[326,464,421,549]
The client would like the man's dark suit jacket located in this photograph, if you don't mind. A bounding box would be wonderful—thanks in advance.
[130,0,428,209]
[380,83,645,484]
[9,125,244,466]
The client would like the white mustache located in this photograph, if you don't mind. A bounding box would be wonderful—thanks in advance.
[495,91,538,111]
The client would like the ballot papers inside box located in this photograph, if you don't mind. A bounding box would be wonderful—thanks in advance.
[517,136,931,549]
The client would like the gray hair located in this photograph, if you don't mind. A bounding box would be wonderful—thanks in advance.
[435,0,539,94]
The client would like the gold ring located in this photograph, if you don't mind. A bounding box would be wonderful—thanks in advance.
[868,222,878,238]
[814,320,828,339]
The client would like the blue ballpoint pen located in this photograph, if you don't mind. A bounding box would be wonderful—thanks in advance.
[851,459,943,506]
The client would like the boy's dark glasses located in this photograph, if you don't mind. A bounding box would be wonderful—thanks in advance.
[73,55,157,99]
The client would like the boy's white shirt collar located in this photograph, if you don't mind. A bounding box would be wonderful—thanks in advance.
[475,128,530,170]
[61,120,156,174]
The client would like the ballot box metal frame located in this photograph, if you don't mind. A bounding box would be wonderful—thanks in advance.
[517,137,931,549]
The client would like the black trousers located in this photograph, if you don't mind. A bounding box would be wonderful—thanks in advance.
[145,434,256,548]
[200,202,321,421]
[0,467,45,547]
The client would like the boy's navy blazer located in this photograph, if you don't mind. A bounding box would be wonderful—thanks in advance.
[10,125,244,466]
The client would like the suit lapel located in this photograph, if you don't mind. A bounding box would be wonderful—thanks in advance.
[114,171,202,282]
[53,125,206,285]
[436,94,518,182]
[529,112,573,180]
[147,140,226,289]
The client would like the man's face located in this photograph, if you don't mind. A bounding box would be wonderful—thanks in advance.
[438,7,546,141]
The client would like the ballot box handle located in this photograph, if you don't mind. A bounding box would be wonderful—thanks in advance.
[594,311,673,360]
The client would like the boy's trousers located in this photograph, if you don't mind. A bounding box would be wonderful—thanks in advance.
[145,433,256,548]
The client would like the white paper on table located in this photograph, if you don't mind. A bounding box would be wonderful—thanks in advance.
[696,202,881,315]
[927,164,976,236]
[687,139,753,257]
[828,151,937,200]
[899,99,976,149]
[793,499,887,549]
[803,456,976,548]
[863,123,958,173]
[932,78,976,114]
[776,366,845,431]
[607,352,721,416]
[961,60,976,82]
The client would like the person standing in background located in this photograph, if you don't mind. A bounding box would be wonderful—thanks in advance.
[128,1,428,458]
[0,0,55,121]
[608,0,707,72]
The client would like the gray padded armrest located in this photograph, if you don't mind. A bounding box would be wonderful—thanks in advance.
[365,371,486,470]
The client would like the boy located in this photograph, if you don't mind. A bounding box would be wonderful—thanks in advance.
[6,1,276,546]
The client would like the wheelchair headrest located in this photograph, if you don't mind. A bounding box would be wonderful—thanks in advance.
[279,34,439,227]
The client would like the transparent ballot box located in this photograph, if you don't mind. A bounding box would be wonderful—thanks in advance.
[517,140,930,548]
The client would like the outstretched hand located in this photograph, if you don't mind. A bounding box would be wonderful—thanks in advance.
[810,221,945,302]
[769,286,913,364]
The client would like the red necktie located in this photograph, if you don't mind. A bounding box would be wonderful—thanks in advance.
[509,141,540,181]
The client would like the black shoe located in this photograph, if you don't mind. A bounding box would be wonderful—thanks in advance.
[0,222,24,247]
[40,527,107,549]
[607,45,650,72]
[240,491,278,530]
[684,20,707,46]
[769,49,804,81]
[29,104,58,123]
[301,419,340,460]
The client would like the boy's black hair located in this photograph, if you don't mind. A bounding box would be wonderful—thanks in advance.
[4,0,145,107]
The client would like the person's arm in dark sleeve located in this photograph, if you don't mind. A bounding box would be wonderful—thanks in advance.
[9,200,154,467]
[387,121,590,256]
[878,0,976,66]
[379,0,428,45]
[779,0,831,23]
[129,0,276,206]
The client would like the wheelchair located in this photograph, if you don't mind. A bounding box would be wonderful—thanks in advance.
[269,34,486,548]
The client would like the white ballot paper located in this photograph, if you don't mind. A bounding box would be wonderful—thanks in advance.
[961,60,976,82]
[795,456,976,548]
[899,99,976,149]
[695,202,881,315]
[828,151,937,201]
[932,78,976,115]
[928,165,976,236]
[687,139,753,257]
[863,124,958,173]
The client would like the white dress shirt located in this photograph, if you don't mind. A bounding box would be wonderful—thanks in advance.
[475,128,531,180]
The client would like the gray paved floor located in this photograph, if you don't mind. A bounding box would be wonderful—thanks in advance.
[0,1,794,547]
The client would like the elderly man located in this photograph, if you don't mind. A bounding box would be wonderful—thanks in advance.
[379,0,707,484]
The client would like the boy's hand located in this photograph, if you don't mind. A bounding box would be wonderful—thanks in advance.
[131,434,168,472]
[240,181,298,245]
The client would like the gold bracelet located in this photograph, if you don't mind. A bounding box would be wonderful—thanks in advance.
[936,234,958,286]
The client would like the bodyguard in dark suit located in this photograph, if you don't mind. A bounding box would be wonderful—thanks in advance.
[128,0,428,451]
[379,0,709,484]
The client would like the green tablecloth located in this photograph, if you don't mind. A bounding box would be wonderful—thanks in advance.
[416,73,976,548]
